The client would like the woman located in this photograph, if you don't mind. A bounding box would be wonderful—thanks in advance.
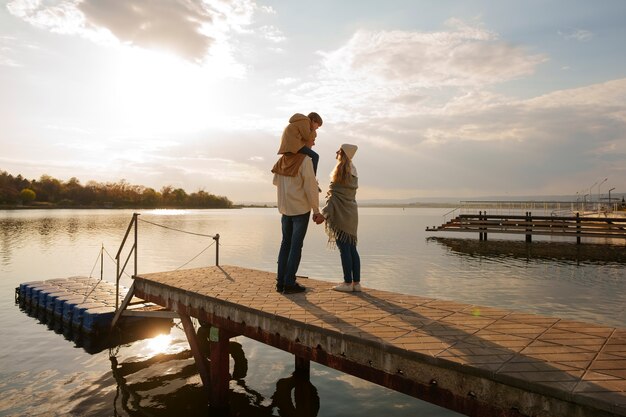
[322,144,361,292]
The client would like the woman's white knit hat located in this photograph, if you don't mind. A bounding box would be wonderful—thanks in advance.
[341,143,358,160]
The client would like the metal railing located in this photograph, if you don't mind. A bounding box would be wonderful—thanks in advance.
[442,201,624,224]
[115,213,139,311]
[113,213,221,311]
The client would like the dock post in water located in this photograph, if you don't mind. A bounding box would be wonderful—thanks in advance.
[208,325,235,410]
[482,211,487,241]
[478,211,484,241]
[525,211,532,243]
[576,212,581,244]
[294,356,311,379]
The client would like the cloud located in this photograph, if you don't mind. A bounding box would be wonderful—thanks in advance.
[78,0,217,61]
[258,25,285,43]
[327,77,626,196]
[282,19,547,121]
[0,35,31,67]
[275,77,298,86]
[6,0,258,62]
[323,19,545,87]
[559,29,594,42]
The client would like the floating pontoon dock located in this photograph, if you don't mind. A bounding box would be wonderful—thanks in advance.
[16,276,173,337]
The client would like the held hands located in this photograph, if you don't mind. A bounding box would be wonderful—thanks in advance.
[312,213,325,225]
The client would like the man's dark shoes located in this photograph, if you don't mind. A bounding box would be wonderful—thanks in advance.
[282,283,306,294]
[276,284,284,293]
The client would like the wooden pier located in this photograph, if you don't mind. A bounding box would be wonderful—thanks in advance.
[122,265,626,417]
[426,213,626,243]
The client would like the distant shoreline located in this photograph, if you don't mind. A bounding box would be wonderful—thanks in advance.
[0,203,239,210]
[1,203,459,210]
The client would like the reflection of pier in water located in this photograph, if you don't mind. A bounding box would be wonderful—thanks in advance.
[17,296,321,416]
[108,338,319,417]
[428,237,626,265]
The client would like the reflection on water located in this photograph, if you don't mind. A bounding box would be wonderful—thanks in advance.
[107,338,320,417]
[429,236,626,265]
[16,298,174,355]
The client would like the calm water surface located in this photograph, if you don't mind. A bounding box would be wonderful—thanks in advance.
[1,208,624,416]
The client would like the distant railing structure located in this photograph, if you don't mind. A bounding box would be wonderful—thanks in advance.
[442,200,623,224]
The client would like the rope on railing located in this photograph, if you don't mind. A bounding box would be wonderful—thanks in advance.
[103,247,132,278]
[174,241,216,271]
[87,245,104,280]
[138,218,217,238]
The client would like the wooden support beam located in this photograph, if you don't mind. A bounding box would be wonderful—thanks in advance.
[209,326,234,410]
[294,355,310,379]
[179,313,211,389]
[121,310,179,319]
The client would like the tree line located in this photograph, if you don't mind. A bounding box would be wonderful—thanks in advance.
[0,171,233,209]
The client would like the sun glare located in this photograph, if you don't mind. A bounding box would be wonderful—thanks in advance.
[146,333,174,354]
[109,48,225,133]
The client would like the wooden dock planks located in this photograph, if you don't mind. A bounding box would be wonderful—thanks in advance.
[134,265,626,417]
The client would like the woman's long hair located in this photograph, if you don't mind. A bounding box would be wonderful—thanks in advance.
[330,149,352,184]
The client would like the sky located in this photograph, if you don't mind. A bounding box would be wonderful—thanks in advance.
[1,0,625,203]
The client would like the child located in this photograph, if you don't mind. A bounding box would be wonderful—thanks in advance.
[277,112,322,174]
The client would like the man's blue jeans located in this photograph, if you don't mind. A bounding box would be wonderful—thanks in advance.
[336,239,360,283]
[277,212,310,287]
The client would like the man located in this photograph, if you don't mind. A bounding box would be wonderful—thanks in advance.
[272,128,324,294]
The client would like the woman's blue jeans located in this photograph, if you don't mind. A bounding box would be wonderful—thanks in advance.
[336,239,360,283]
[277,212,310,287]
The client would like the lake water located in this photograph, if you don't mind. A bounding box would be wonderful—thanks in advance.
[1,208,624,416]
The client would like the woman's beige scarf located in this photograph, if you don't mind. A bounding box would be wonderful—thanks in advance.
[322,174,358,246]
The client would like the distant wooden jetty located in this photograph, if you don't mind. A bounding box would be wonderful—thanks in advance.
[427,212,626,243]
[108,265,626,417]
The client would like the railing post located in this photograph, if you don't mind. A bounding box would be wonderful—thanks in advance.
[100,244,104,281]
[116,251,120,311]
[526,211,532,243]
[134,213,139,277]
[214,234,220,266]
[115,212,140,312]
